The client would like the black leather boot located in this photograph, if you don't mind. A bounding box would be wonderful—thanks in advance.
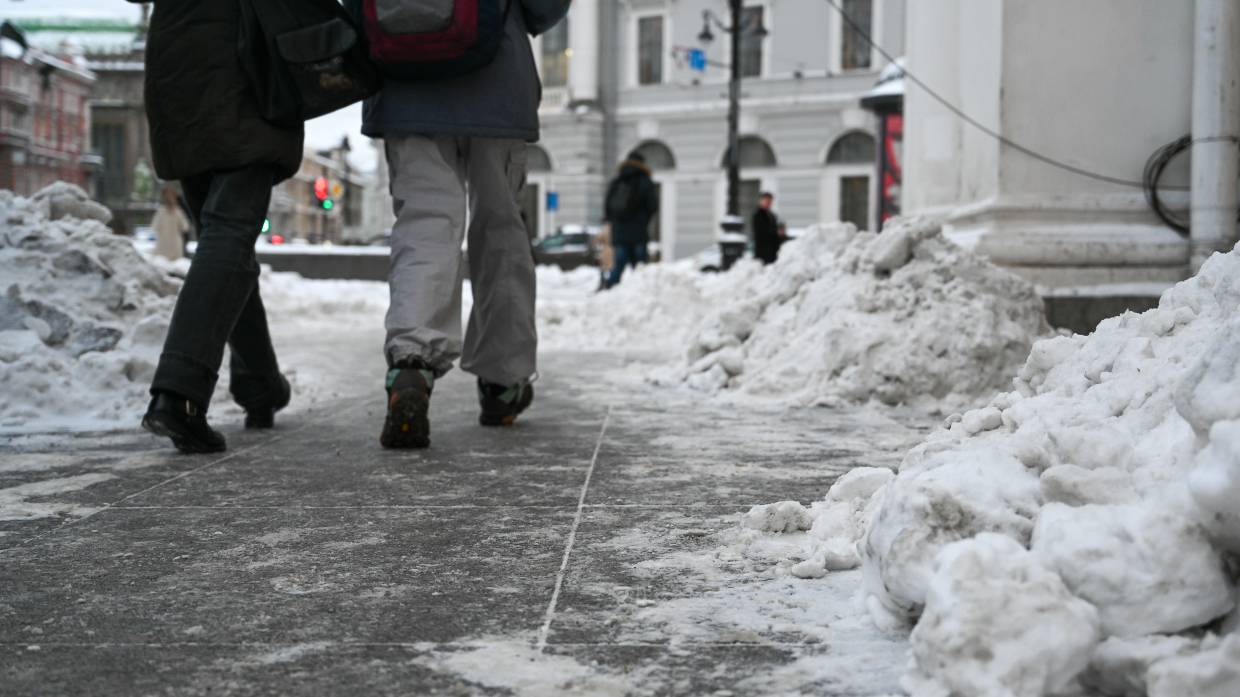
[142,392,227,454]
[237,374,291,430]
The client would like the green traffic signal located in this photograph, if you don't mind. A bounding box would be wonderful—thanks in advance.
[261,218,271,233]
[322,199,334,211]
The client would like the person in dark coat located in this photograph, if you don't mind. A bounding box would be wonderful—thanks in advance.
[752,191,786,265]
[133,0,302,454]
[603,153,659,288]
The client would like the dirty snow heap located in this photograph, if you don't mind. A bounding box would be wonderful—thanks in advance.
[663,217,1048,408]
[0,185,179,431]
[850,241,1240,695]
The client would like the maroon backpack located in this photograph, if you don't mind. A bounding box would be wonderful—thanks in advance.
[353,0,510,80]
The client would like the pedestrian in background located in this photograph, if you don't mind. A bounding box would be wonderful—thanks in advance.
[151,184,190,262]
[753,191,786,265]
[595,223,615,291]
[602,152,659,288]
[134,0,298,453]
[360,0,572,449]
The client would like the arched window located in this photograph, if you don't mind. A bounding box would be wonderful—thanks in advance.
[824,132,876,232]
[826,132,876,164]
[720,136,777,169]
[526,144,553,172]
[631,140,676,170]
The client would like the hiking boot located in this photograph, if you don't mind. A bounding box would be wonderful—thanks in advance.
[478,377,534,427]
[380,361,434,449]
[237,374,291,430]
[142,392,227,454]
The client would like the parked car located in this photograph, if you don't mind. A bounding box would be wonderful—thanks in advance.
[532,225,599,270]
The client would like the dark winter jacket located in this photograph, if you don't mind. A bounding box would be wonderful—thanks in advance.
[605,160,659,248]
[358,0,571,141]
[753,208,784,264]
[130,0,304,182]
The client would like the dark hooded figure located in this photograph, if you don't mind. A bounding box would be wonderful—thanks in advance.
[753,191,786,265]
[602,152,659,287]
[132,0,303,453]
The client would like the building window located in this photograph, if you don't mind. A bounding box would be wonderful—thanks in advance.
[839,176,870,230]
[92,123,127,204]
[827,131,876,164]
[840,0,872,71]
[637,15,664,85]
[541,17,569,88]
[721,136,778,169]
[739,6,765,78]
[633,141,676,171]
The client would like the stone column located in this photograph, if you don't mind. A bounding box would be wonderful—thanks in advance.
[1191,0,1240,269]
[568,0,599,106]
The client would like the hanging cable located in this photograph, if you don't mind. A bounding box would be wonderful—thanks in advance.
[1143,136,1191,236]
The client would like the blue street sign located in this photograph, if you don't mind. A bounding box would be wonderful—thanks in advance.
[688,48,707,72]
[546,191,559,212]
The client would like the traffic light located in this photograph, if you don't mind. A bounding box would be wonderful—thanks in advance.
[313,176,333,210]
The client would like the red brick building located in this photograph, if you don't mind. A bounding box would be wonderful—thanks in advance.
[0,30,98,196]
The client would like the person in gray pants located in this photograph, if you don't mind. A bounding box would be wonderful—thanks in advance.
[361,0,570,449]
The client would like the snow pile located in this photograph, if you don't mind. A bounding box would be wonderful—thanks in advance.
[850,241,1240,695]
[0,185,392,432]
[904,533,1102,697]
[661,217,1048,407]
[0,185,179,431]
[537,263,740,355]
[738,467,896,581]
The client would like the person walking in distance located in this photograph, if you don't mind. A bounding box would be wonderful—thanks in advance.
[602,152,659,288]
[151,185,191,262]
[360,0,571,449]
[753,191,786,265]
[135,0,298,453]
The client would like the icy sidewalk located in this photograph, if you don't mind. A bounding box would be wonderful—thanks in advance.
[0,351,930,696]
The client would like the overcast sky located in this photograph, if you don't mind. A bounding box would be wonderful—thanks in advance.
[4,0,375,171]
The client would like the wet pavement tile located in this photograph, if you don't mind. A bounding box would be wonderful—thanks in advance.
[0,506,573,646]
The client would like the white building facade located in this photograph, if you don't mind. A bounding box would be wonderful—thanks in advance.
[902,0,1238,311]
[527,0,906,260]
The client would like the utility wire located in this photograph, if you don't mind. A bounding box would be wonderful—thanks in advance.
[822,0,1239,191]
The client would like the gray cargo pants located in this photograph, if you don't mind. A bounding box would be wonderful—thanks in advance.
[384,135,537,386]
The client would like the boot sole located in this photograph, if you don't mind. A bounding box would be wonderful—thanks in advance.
[478,386,534,427]
[479,413,518,427]
[142,414,227,455]
[380,389,430,449]
[245,409,276,430]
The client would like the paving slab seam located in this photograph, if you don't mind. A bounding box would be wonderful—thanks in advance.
[99,503,749,511]
[0,397,368,555]
[535,405,613,653]
[105,504,576,511]
[0,640,825,649]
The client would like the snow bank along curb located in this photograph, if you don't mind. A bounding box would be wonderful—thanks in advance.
[662,217,1048,407]
[732,242,1240,695]
[0,185,179,431]
[0,185,392,432]
[746,241,1240,695]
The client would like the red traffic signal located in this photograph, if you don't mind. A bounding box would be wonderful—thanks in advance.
[313,176,329,201]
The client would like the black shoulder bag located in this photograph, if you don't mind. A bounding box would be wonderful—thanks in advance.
[239,0,382,128]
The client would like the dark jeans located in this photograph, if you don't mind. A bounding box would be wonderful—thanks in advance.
[607,243,648,288]
[150,166,280,410]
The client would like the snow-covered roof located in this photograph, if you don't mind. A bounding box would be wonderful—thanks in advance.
[864,57,905,100]
[23,29,138,54]
[85,59,143,72]
[0,36,23,59]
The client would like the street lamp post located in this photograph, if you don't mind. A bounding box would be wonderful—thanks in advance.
[699,2,765,270]
[725,0,741,220]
